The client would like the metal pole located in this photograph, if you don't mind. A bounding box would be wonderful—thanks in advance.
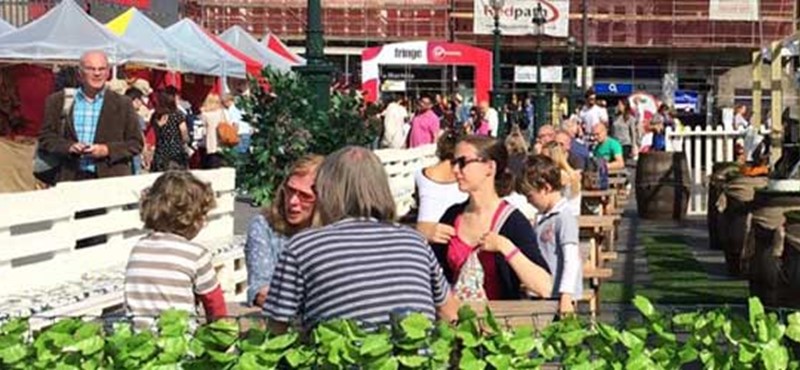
[581,0,588,90]
[296,0,333,124]
[568,44,575,116]
[536,35,543,131]
[493,12,505,137]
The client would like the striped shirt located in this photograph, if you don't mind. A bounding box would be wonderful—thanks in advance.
[264,218,450,327]
[124,232,220,326]
[73,87,105,172]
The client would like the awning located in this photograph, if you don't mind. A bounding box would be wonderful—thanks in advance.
[107,8,224,76]
[166,19,258,79]
[0,0,164,65]
[263,33,306,66]
[220,26,294,72]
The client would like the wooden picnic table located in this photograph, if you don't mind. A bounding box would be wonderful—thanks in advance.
[579,214,619,255]
[582,189,617,215]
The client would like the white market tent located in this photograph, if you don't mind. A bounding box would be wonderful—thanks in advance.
[220,26,294,73]
[166,19,248,79]
[107,8,224,76]
[0,0,164,65]
[0,18,14,36]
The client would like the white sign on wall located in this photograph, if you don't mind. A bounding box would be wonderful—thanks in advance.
[514,66,563,83]
[709,0,759,21]
[473,0,569,37]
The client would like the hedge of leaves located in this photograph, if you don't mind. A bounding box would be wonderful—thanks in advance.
[3,296,800,369]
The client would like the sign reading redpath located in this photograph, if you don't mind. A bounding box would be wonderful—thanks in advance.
[473,0,569,37]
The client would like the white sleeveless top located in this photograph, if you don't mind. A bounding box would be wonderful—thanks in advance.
[415,168,469,223]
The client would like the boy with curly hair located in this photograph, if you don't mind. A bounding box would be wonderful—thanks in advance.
[125,171,227,327]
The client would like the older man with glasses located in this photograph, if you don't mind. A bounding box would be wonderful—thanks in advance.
[38,50,142,182]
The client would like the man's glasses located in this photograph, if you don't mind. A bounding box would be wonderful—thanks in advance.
[450,156,488,169]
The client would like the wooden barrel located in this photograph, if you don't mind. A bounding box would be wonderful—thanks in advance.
[717,175,768,276]
[747,190,800,307]
[707,162,741,250]
[635,152,691,220]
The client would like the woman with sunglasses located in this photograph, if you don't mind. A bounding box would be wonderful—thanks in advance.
[430,135,552,300]
[244,155,323,308]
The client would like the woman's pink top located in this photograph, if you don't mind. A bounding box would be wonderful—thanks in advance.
[446,202,510,300]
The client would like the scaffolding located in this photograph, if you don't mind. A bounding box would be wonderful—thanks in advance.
[183,0,451,42]
[452,0,796,50]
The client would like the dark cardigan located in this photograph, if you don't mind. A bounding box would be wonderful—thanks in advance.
[430,201,551,300]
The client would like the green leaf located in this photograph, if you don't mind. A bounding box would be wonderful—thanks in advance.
[509,334,536,355]
[285,348,313,368]
[400,313,432,340]
[207,349,237,364]
[487,354,511,369]
[763,340,789,370]
[749,296,765,326]
[359,335,392,357]
[369,356,399,370]
[69,336,104,356]
[485,306,501,333]
[620,330,644,350]
[0,343,28,364]
[264,332,297,351]
[559,329,587,347]
[787,313,800,343]
[73,323,101,341]
[458,305,478,322]
[632,295,656,319]
[672,312,699,327]
[678,345,698,364]
[738,342,758,364]
[459,348,486,370]
[398,355,427,368]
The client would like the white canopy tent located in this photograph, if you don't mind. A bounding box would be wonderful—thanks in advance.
[166,19,247,79]
[0,0,164,65]
[0,18,14,36]
[107,8,224,76]
[220,26,294,73]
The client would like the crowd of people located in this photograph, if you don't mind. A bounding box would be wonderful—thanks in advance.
[123,86,699,330]
[19,50,253,188]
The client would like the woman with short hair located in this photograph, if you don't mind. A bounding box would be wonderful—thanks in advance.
[264,146,459,330]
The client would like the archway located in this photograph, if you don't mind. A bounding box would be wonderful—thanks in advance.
[361,41,493,104]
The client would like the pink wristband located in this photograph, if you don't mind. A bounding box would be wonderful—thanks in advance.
[504,247,521,262]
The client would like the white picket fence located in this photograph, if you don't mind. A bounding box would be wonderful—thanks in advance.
[0,168,242,327]
[665,126,746,215]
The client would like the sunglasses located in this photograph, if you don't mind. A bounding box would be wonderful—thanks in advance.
[450,156,488,169]
[285,186,316,204]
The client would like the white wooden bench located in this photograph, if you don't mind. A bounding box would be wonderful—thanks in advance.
[374,144,437,217]
[0,168,244,328]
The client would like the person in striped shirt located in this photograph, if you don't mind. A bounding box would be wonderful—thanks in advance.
[264,146,460,331]
[125,171,228,328]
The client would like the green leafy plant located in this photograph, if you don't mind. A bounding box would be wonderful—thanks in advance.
[5,296,800,369]
[232,68,381,206]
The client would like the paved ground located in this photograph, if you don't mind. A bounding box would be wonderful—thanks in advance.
[234,198,261,236]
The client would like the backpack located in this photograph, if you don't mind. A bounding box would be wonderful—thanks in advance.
[34,88,76,182]
[452,202,515,301]
[582,156,609,190]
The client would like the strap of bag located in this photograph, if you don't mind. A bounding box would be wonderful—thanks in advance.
[490,201,515,234]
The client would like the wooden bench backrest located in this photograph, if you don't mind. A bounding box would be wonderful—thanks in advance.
[0,168,236,297]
